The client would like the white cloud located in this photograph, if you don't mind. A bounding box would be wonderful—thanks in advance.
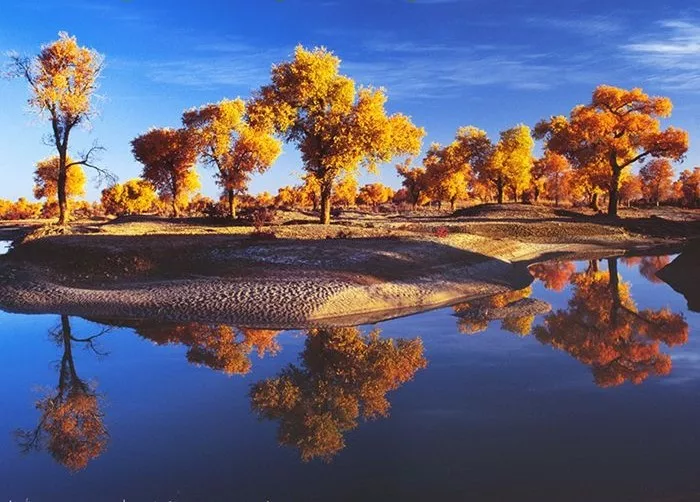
[623,19,700,91]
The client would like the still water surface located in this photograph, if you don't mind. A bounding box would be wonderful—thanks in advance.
[0,255,698,501]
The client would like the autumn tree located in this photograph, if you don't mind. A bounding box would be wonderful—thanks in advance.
[396,159,428,209]
[248,46,424,224]
[101,179,158,216]
[618,174,643,207]
[8,33,109,225]
[182,99,281,218]
[676,168,700,207]
[357,183,394,207]
[479,125,533,204]
[16,316,109,471]
[532,151,571,205]
[275,185,302,208]
[299,173,321,210]
[131,127,200,217]
[250,326,426,461]
[331,175,358,208]
[535,85,688,217]
[255,191,275,207]
[33,155,86,211]
[534,258,689,387]
[639,159,675,206]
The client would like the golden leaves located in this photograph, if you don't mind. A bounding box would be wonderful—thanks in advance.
[33,155,86,202]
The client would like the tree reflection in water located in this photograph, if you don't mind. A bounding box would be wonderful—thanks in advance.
[534,258,688,387]
[135,323,281,375]
[249,326,427,462]
[621,255,671,284]
[16,315,110,472]
[453,287,544,336]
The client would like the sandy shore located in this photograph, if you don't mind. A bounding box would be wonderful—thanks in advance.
[0,233,685,328]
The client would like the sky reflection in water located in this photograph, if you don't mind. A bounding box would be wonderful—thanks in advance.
[0,255,698,502]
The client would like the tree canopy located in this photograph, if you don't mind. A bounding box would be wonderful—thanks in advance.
[248,45,424,223]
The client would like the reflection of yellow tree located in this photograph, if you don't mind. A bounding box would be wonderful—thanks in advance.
[534,259,689,387]
[16,316,109,472]
[250,326,427,462]
[622,255,671,284]
[136,323,281,375]
[453,287,536,336]
[530,261,576,292]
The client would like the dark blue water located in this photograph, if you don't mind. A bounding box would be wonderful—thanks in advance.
[0,256,698,501]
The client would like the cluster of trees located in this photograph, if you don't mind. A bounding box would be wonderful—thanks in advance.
[6,33,699,225]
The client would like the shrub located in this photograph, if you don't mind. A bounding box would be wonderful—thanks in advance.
[434,226,450,239]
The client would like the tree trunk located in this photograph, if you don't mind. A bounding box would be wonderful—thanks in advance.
[57,149,68,225]
[607,168,622,217]
[227,189,237,219]
[591,192,599,212]
[496,180,504,205]
[319,180,332,225]
[450,198,456,211]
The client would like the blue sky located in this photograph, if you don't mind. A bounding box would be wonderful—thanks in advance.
[1,0,699,201]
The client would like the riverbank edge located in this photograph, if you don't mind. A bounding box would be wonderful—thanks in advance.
[0,237,686,329]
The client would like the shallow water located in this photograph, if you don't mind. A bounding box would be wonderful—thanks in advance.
[0,255,698,501]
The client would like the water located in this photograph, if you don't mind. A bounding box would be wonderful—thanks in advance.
[0,255,697,501]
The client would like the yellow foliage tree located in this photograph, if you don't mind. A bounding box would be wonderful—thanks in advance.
[248,46,424,224]
[482,124,534,203]
[357,183,394,207]
[535,85,688,216]
[33,156,86,212]
[331,175,358,207]
[182,99,281,218]
[10,32,106,225]
[101,179,158,216]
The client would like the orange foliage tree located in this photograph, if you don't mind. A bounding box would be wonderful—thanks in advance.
[250,326,427,461]
[639,159,675,206]
[131,128,201,217]
[357,183,394,207]
[676,167,700,207]
[531,151,571,205]
[534,258,688,387]
[535,85,688,216]
[9,33,108,225]
[16,316,109,471]
[248,46,424,224]
[618,174,643,207]
[182,99,281,218]
[396,159,428,209]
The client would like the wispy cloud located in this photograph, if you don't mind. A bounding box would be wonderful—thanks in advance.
[623,20,700,91]
[527,15,623,36]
